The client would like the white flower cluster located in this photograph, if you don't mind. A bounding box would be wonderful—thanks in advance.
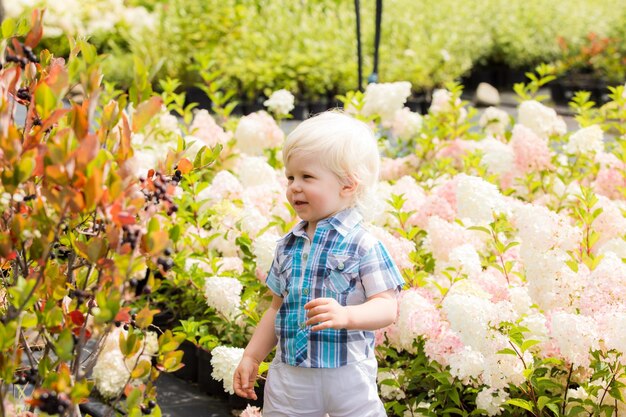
[203,276,243,320]
[92,328,159,398]
[251,232,281,273]
[362,82,412,122]
[475,138,514,175]
[234,111,284,156]
[456,174,508,225]
[550,312,598,368]
[210,345,245,394]
[429,89,468,121]
[564,124,604,154]
[476,387,509,416]
[264,89,295,116]
[390,107,423,139]
[377,369,406,400]
[518,100,566,138]
[479,107,510,137]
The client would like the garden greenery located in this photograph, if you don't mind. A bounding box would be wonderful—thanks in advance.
[2,6,626,417]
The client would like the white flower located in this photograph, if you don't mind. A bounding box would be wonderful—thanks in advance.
[479,107,510,136]
[210,345,245,395]
[447,244,482,277]
[203,276,243,320]
[92,350,131,398]
[377,369,406,400]
[252,232,280,273]
[448,346,485,383]
[429,89,468,121]
[550,312,598,368]
[476,387,509,416]
[263,89,295,115]
[518,100,567,138]
[390,107,423,139]
[362,81,412,122]
[456,174,508,225]
[235,156,279,188]
[234,111,284,155]
[564,125,604,154]
[475,138,514,175]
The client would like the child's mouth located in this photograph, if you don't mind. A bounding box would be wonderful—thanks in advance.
[294,201,308,207]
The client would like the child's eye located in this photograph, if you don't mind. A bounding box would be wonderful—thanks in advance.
[303,175,313,179]
[286,176,294,181]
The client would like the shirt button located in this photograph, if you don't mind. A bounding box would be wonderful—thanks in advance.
[302,252,308,261]
[303,288,309,295]
[299,322,306,330]
[337,262,344,271]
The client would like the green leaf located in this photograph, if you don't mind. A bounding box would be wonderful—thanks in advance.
[545,402,560,416]
[506,398,535,413]
[130,359,151,379]
[1,18,16,38]
[35,82,58,120]
[56,329,75,361]
[521,339,541,352]
[537,396,550,411]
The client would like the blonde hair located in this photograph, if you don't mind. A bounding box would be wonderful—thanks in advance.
[283,111,380,214]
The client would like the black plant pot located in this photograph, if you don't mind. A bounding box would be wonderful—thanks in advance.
[242,99,265,115]
[185,87,212,111]
[550,73,610,106]
[151,309,176,334]
[307,99,328,116]
[173,340,198,382]
[291,103,307,120]
[197,349,229,398]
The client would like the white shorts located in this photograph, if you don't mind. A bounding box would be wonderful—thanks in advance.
[263,357,386,417]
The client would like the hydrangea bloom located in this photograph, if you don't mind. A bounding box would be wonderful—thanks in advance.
[456,174,508,225]
[564,124,604,154]
[263,89,295,116]
[389,107,423,139]
[210,345,245,394]
[234,111,284,155]
[203,276,243,320]
[189,109,231,148]
[240,405,263,417]
[550,312,598,368]
[509,124,553,174]
[251,232,281,273]
[476,387,509,416]
[475,137,514,176]
[479,107,510,136]
[362,82,412,122]
[518,100,567,138]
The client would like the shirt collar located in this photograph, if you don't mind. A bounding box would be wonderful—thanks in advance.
[282,207,362,240]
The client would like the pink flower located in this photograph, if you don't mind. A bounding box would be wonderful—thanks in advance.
[593,166,626,200]
[240,405,263,417]
[510,124,553,174]
[423,325,463,366]
[435,139,477,166]
[380,155,418,181]
[473,268,510,303]
[433,177,458,213]
[190,109,231,147]
[412,194,456,229]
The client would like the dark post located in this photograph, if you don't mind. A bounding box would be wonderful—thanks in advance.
[368,0,383,84]
[0,0,4,23]
[354,0,363,91]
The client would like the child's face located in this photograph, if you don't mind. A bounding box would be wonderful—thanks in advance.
[285,152,354,231]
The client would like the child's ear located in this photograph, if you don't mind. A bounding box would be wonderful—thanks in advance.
[341,176,358,196]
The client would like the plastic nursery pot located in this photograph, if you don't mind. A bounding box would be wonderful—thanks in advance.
[197,348,229,398]
[290,103,307,120]
[172,340,199,382]
[307,99,329,116]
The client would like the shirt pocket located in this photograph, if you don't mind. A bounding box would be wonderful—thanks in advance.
[324,253,360,294]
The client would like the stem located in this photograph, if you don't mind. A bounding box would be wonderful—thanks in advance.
[509,341,542,417]
[561,363,574,415]
[591,360,618,416]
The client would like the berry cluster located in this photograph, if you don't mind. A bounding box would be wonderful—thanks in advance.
[68,288,91,306]
[14,368,37,385]
[35,390,72,415]
[114,313,138,330]
[122,224,142,250]
[5,41,39,69]
[139,171,179,215]
[140,400,157,415]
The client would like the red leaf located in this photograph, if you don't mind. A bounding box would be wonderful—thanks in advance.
[69,310,85,326]
[177,158,192,174]
[115,307,131,323]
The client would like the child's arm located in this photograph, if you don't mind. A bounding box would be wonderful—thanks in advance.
[304,289,397,331]
[233,293,283,400]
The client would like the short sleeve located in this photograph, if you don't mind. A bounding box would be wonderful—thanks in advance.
[359,241,405,297]
[265,251,283,297]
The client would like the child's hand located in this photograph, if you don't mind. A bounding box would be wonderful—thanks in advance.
[233,355,259,400]
[304,298,350,331]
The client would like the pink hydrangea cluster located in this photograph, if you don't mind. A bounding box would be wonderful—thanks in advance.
[189,109,232,147]
[509,124,553,174]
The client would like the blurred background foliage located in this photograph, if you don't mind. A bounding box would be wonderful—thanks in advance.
[5,0,626,99]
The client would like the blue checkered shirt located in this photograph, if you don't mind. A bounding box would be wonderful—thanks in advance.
[265,208,405,368]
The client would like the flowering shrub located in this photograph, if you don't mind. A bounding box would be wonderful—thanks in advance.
[0,12,189,416]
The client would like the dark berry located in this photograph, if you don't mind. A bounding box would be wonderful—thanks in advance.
[148,400,156,409]
[114,321,121,327]
[142,286,152,295]
[123,324,129,330]
[164,248,172,256]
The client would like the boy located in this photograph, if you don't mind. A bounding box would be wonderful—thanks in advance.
[234,111,404,416]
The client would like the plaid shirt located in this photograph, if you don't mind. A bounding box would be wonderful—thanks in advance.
[266,208,404,368]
